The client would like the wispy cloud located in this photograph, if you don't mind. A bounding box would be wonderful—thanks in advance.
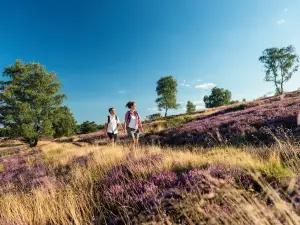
[180,80,193,87]
[178,100,187,104]
[193,100,203,105]
[284,8,288,12]
[117,90,126,94]
[194,83,216,89]
[147,107,158,111]
[277,19,286,24]
[180,80,186,86]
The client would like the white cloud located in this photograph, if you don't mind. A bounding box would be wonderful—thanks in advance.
[193,100,203,105]
[118,90,126,94]
[147,107,158,111]
[277,19,286,24]
[197,79,202,82]
[284,8,288,12]
[194,83,216,89]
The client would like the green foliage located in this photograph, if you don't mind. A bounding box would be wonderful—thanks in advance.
[203,87,232,108]
[186,101,196,113]
[230,100,239,105]
[182,115,193,122]
[259,45,299,95]
[77,121,101,134]
[52,106,77,138]
[146,113,162,121]
[156,76,179,117]
[166,115,193,128]
[97,124,105,130]
[0,127,9,137]
[0,60,66,146]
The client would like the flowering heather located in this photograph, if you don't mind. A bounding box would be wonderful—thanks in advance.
[150,170,178,188]
[142,94,300,147]
[0,151,57,191]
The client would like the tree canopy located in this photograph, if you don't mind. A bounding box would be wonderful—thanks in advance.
[186,101,196,113]
[155,76,179,117]
[203,87,232,108]
[77,121,103,134]
[0,60,69,146]
[259,45,299,95]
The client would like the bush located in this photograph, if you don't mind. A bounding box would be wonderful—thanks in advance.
[166,115,194,128]
[77,121,100,134]
[146,113,162,121]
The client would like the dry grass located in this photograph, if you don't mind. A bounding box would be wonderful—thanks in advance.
[0,142,299,224]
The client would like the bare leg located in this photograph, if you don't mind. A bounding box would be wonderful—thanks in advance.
[111,139,115,148]
[131,138,135,150]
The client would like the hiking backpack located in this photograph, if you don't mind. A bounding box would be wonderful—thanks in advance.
[126,111,140,124]
[107,115,118,124]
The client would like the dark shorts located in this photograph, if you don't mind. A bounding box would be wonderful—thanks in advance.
[127,128,140,140]
[107,133,118,142]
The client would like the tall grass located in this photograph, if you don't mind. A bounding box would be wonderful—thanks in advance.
[0,142,299,224]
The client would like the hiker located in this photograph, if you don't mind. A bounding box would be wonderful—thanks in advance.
[124,101,143,149]
[104,108,124,147]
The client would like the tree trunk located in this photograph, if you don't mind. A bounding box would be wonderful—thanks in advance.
[165,108,168,117]
[280,67,284,94]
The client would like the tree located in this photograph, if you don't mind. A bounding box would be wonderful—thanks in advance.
[155,76,179,117]
[77,121,99,134]
[203,87,232,108]
[186,101,196,113]
[52,106,77,138]
[259,45,299,95]
[0,60,66,146]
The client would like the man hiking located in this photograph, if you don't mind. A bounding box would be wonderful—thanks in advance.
[104,107,124,147]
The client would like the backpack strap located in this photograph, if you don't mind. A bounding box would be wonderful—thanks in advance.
[126,111,131,125]
[107,115,110,124]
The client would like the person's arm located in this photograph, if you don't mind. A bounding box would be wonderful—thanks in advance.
[138,113,143,132]
[104,117,108,136]
[124,113,128,133]
[117,118,124,132]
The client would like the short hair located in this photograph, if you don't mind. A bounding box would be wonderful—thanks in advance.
[126,101,135,109]
[108,108,114,113]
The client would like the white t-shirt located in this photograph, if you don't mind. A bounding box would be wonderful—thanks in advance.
[128,115,137,129]
[105,115,120,134]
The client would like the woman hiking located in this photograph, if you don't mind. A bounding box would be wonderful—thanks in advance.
[124,101,143,149]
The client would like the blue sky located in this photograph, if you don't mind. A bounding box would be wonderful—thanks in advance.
[1,0,300,124]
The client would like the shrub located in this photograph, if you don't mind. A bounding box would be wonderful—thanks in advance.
[166,115,193,128]
[146,113,162,121]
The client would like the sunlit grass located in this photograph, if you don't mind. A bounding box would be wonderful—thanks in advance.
[0,142,299,224]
